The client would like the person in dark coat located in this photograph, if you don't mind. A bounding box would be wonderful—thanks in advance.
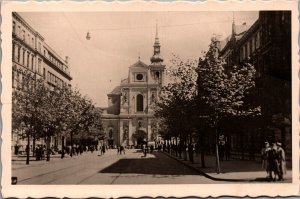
[267,143,279,181]
[14,144,19,156]
[102,145,106,155]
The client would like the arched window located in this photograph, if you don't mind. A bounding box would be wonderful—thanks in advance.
[136,94,144,112]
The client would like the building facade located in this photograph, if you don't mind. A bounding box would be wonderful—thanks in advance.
[12,12,72,151]
[101,28,165,147]
[216,11,291,160]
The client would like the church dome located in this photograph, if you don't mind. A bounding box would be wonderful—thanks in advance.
[150,53,164,63]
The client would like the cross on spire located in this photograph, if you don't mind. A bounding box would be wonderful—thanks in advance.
[156,19,158,39]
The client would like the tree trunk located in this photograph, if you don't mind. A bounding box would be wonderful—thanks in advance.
[183,139,187,161]
[175,136,178,157]
[215,125,221,174]
[70,132,73,157]
[26,132,30,165]
[189,134,194,163]
[61,136,65,159]
[241,130,244,160]
[179,134,182,158]
[200,130,206,168]
[46,135,51,161]
[32,133,36,157]
[281,126,286,149]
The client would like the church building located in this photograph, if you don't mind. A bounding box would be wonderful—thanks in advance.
[101,27,165,147]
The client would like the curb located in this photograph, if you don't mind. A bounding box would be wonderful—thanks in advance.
[162,151,251,182]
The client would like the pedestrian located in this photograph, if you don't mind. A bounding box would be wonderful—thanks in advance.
[142,144,147,157]
[14,144,19,156]
[261,141,270,177]
[42,145,46,160]
[218,138,225,161]
[267,143,279,181]
[117,146,120,155]
[35,145,39,161]
[276,142,286,181]
[150,145,154,153]
[120,146,125,154]
[225,139,231,161]
[102,145,106,155]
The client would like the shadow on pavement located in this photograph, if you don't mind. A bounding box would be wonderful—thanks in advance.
[99,152,199,176]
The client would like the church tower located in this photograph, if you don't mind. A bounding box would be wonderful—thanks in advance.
[149,22,165,85]
[102,21,166,148]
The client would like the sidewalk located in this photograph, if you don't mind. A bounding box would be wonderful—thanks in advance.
[12,151,98,170]
[163,151,292,183]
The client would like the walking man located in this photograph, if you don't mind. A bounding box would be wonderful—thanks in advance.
[276,142,286,181]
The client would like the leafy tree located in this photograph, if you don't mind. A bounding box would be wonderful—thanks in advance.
[154,55,198,160]
[197,37,261,173]
[12,74,49,164]
[12,74,103,162]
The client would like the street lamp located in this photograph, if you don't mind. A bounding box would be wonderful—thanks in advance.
[86,31,91,40]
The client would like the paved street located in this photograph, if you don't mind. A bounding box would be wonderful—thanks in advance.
[12,149,215,184]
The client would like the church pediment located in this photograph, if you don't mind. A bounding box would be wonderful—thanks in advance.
[129,60,149,69]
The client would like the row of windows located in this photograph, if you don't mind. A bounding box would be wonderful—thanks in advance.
[13,21,35,49]
[240,31,261,61]
[48,53,68,73]
[47,71,67,87]
[13,44,35,71]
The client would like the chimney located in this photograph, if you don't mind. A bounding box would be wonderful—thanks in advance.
[65,56,69,64]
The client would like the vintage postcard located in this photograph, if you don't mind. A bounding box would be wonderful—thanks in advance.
[1,0,299,198]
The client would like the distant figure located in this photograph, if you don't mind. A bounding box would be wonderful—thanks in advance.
[142,144,147,157]
[14,144,19,156]
[261,142,270,177]
[120,146,125,155]
[276,142,286,181]
[150,145,154,153]
[117,146,120,155]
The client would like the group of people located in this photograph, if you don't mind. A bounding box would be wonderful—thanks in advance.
[35,145,47,161]
[142,144,154,156]
[261,142,286,181]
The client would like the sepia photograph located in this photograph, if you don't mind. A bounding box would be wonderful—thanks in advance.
[1,1,299,198]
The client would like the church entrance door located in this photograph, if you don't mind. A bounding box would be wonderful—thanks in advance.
[133,130,147,148]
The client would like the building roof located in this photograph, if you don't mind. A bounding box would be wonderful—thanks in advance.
[236,19,260,46]
[121,78,129,84]
[235,24,251,36]
[129,60,149,68]
[108,86,121,95]
[219,23,251,53]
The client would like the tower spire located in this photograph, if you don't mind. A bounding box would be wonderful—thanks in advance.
[150,20,163,64]
[232,12,236,35]
[156,19,158,39]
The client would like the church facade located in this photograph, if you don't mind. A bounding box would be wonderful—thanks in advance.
[101,29,165,147]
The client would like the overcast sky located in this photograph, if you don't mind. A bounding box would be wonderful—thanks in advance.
[19,11,258,107]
